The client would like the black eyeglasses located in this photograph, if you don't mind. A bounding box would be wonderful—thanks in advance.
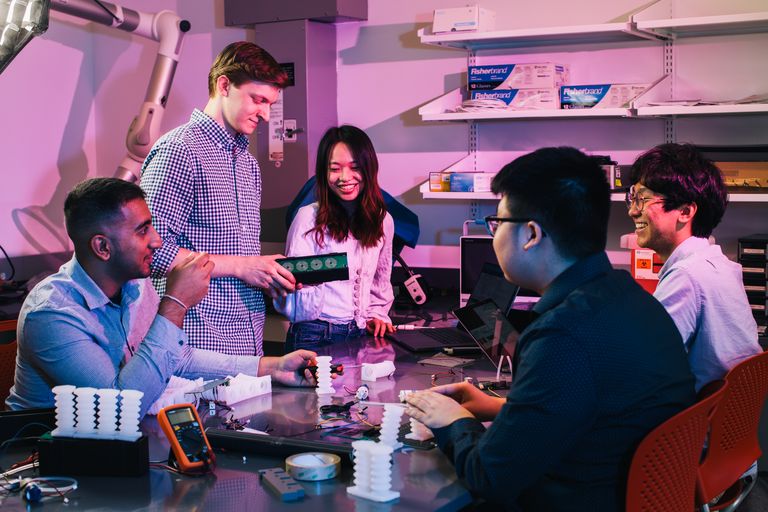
[625,188,665,212]
[484,215,542,237]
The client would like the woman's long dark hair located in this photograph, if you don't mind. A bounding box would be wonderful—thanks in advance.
[309,125,386,249]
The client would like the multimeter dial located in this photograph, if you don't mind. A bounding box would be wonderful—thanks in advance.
[158,404,215,473]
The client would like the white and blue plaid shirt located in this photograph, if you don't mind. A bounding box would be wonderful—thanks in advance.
[141,109,266,356]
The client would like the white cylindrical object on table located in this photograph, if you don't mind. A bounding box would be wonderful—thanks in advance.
[350,440,374,492]
[118,389,144,436]
[369,443,395,495]
[96,388,120,434]
[347,439,400,502]
[73,387,98,433]
[315,355,335,395]
[378,403,404,450]
[406,417,434,441]
[398,389,414,403]
[52,384,77,435]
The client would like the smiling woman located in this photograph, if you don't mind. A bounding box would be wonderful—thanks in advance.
[328,142,363,201]
[273,125,396,350]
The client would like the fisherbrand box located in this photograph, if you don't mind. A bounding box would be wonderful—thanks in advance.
[470,89,560,110]
[469,63,569,90]
[448,173,494,193]
[560,83,649,109]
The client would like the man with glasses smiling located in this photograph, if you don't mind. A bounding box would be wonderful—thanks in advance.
[405,147,695,511]
[628,143,760,393]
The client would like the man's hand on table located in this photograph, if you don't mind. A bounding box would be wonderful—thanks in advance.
[405,390,475,429]
[429,381,506,422]
[259,350,319,387]
[405,381,506,428]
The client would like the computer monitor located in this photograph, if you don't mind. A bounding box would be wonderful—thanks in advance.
[459,235,496,307]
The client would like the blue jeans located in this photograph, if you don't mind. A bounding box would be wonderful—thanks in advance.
[285,320,364,351]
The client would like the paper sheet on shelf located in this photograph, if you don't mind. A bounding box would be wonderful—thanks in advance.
[646,93,768,107]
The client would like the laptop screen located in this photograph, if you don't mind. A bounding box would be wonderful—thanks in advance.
[460,235,538,307]
[453,299,521,364]
[468,262,519,313]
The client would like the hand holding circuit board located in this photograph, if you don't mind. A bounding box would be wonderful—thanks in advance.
[276,252,349,285]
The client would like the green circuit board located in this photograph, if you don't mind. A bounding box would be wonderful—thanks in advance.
[276,252,349,284]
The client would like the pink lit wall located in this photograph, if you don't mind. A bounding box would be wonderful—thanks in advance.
[0,0,766,278]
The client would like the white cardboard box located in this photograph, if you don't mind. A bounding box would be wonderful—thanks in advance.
[469,63,569,90]
[432,5,496,33]
[561,83,649,109]
[470,88,560,110]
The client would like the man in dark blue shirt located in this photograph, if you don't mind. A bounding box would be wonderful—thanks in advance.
[405,147,696,511]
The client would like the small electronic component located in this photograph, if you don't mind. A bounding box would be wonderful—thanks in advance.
[361,361,396,382]
[306,363,344,379]
[259,467,305,502]
[477,380,510,391]
[355,384,370,401]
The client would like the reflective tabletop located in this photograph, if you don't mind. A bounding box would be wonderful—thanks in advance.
[2,336,501,511]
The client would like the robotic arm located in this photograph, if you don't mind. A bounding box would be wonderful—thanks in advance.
[51,0,191,182]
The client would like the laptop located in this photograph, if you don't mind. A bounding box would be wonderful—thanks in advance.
[453,298,521,370]
[387,264,520,352]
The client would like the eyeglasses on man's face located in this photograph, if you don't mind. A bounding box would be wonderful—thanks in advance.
[484,215,540,237]
[625,188,665,212]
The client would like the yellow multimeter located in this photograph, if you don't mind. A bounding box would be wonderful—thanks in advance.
[158,403,215,473]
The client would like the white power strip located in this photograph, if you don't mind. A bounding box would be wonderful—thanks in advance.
[199,374,272,405]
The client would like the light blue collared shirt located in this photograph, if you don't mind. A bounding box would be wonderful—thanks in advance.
[6,257,261,418]
[654,237,761,391]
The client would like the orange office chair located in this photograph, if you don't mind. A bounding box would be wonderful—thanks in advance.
[0,319,18,408]
[697,350,768,512]
[626,380,728,512]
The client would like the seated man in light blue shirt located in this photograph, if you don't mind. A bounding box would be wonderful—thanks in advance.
[627,143,762,392]
[6,178,317,418]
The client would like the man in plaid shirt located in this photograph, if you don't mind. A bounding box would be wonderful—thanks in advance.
[141,42,296,356]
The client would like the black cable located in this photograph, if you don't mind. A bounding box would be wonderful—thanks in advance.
[282,419,361,438]
[91,0,119,22]
[319,400,357,417]
[0,244,15,281]
[0,422,52,466]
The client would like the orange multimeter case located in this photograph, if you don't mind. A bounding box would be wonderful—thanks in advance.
[157,403,215,473]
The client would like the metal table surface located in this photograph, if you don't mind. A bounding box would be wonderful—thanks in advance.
[1,336,499,511]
